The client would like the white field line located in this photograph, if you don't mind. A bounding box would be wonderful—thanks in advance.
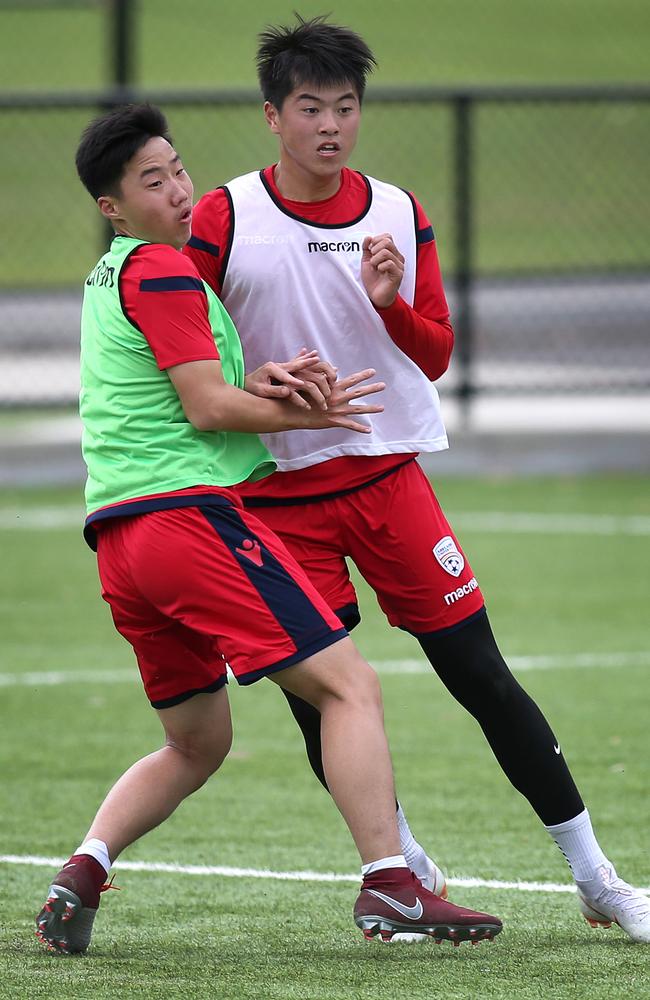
[0,651,648,689]
[0,507,82,529]
[452,511,650,536]
[3,507,650,536]
[5,853,650,896]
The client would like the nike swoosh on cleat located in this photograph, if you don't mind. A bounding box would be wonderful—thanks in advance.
[553,744,561,754]
[366,889,424,920]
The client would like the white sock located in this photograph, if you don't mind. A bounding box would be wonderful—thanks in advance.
[361,855,408,877]
[396,802,430,882]
[75,837,111,876]
[545,809,610,882]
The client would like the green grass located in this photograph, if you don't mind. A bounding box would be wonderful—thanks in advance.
[1,0,649,286]
[1,475,650,998]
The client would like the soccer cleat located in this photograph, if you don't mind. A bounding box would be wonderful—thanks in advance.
[35,854,116,955]
[389,857,448,943]
[354,868,502,946]
[576,865,650,943]
[420,856,447,899]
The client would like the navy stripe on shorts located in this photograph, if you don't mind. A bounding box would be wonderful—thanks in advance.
[200,504,346,682]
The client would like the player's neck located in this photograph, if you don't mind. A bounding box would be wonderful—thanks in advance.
[273,159,343,203]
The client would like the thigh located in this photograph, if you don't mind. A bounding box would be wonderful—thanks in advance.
[97,518,228,709]
[342,461,485,633]
[246,500,359,620]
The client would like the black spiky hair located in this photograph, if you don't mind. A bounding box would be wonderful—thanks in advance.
[76,103,172,200]
[256,13,377,109]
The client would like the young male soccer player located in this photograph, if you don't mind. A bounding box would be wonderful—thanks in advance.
[185,15,650,942]
[34,103,502,955]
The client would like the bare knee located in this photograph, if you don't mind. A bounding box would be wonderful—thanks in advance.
[165,723,232,787]
[157,688,233,788]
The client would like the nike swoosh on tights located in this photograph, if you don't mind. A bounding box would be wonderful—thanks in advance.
[366,889,424,920]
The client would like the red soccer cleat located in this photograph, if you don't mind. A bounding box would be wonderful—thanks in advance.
[354,867,502,945]
[35,854,117,955]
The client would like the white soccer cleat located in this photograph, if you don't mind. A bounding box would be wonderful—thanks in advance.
[389,857,448,943]
[421,856,448,898]
[577,865,650,943]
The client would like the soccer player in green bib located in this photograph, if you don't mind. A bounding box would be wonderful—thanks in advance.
[35,103,502,955]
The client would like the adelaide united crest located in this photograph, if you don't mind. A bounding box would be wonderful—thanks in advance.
[433,535,465,577]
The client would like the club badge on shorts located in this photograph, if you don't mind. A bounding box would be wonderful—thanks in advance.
[433,535,465,577]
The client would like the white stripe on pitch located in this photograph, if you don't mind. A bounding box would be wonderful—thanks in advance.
[0,650,648,689]
[0,507,82,529]
[3,507,650,536]
[0,668,137,688]
[452,511,650,536]
[7,853,649,896]
[376,651,650,675]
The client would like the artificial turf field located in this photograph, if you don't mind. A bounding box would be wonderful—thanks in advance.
[1,473,649,999]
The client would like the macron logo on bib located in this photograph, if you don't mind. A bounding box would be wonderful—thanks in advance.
[307,239,362,255]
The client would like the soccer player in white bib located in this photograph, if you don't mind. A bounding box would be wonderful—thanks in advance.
[185,15,650,943]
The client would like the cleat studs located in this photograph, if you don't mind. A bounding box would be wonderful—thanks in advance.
[586,917,612,929]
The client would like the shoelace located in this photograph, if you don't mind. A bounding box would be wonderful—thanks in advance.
[594,876,650,918]
[100,874,121,895]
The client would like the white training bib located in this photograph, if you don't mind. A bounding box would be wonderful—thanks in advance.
[221,170,448,471]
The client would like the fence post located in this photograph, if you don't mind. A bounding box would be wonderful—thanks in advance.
[112,0,135,91]
[452,94,475,429]
[100,0,137,252]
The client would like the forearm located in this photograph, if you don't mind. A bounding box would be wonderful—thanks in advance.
[375,294,454,380]
[187,382,299,433]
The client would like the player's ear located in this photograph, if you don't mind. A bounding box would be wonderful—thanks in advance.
[264,101,281,134]
[97,196,120,221]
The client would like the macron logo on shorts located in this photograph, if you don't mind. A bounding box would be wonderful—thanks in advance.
[236,538,263,567]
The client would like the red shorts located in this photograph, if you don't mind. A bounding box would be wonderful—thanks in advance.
[96,497,345,708]
[245,460,484,634]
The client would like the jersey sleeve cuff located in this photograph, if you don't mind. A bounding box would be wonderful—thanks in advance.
[158,351,220,371]
[373,294,409,323]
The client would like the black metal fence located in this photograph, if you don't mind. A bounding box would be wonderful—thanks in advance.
[1,76,649,409]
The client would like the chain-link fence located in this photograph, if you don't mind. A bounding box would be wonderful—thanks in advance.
[1,3,649,411]
[1,86,648,409]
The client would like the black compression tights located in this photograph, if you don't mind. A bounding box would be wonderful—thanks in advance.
[281,610,584,826]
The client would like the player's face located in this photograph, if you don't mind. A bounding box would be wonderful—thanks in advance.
[265,82,361,183]
[100,136,194,249]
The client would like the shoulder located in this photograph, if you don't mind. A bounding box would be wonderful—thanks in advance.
[193,186,231,214]
[194,171,262,214]
[190,187,236,253]
[364,174,422,216]
[403,192,432,230]
[223,170,265,196]
[125,243,202,280]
